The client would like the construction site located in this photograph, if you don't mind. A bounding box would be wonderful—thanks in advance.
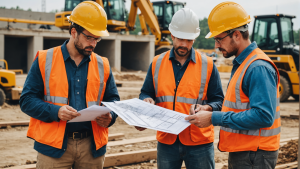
[0,0,299,169]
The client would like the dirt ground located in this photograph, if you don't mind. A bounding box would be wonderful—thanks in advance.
[0,71,299,168]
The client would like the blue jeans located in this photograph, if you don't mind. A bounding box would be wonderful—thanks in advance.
[228,149,279,169]
[157,137,215,169]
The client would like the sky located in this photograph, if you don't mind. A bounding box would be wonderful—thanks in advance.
[1,0,299,33]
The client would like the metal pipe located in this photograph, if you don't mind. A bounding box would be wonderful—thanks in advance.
[0,17,55,25]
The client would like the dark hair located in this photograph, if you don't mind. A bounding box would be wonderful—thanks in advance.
[69,22,85,35]
[226,25,249,40]
[240,30,249,40]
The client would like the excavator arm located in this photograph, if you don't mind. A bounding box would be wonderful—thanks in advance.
[127,0,161,45]
[95,0,104,8]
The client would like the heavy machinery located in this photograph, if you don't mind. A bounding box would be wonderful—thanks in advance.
[55,0,185,54]
[252,14,299,102]
[0,0,184,54]
[0,60,22,106]
[55,0,127,31]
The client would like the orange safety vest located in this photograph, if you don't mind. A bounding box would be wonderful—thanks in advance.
[27,46,110,150]
[218,48,281,152]
[152,50,214,145]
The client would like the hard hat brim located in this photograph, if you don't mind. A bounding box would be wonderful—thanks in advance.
[205,32,216,39]
[169,27,200,40]
[67,16,109,37]
[86,28,109,37]
[205,18,253,39]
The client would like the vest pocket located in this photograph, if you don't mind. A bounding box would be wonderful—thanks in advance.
[36,120,66,148]
[190,124,213,142]
[157,131,177,145]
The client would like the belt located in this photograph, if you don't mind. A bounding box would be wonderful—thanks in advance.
[67,131,92,140]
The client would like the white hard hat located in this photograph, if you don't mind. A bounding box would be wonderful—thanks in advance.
[169,8,200,40]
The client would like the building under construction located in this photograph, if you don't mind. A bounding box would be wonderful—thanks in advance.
[0,8,155,73]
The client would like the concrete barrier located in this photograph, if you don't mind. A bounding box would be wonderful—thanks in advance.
[0,29,155,73]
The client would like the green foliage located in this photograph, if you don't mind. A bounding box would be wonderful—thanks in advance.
[129,15,142,35]
[294,29,299,45]
[193,17,215,49]
[0,6,6,9]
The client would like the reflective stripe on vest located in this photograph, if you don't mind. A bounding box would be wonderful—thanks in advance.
[153,50,214,146]
[220,53,280,137]
[154,52,166,96]
[44,51,105,106]
[87,54,105,107]
[223,55,256,110]
[44,48,68,104]
[28,47,110,150]
[153,52,208,105]
[219,48,281,152]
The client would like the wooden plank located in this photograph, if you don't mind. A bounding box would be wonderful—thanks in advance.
[280,115,290,118]
[280,137,298,146]
[6,164,36,169]
[108,135,156,147]
[280,137,298,143]
[7,149,157,169]
[0,121,29,127]
[108,133,125,141]
[104,148,157,167]
[289,114,299,119]
[7,160,298,169]
[275,161,298,169]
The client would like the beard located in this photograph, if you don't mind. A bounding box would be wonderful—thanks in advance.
[174,46,191,57]
[218,39,238,58]
[74,36,94,57]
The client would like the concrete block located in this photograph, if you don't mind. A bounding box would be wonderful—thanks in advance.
[27,36,43,72]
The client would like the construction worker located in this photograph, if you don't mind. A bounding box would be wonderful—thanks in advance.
[20,2,119,168]
[185,2,280,169]
[137,8,224,169]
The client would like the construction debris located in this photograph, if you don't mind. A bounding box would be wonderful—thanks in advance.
[277,140,298,164]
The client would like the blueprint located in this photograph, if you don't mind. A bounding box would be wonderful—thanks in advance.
[102,98,191,135]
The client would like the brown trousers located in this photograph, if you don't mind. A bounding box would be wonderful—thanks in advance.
[36,136,105,169]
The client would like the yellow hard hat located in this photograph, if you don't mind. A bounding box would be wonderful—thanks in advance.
[205,1,252,39]
[68,1,109,36]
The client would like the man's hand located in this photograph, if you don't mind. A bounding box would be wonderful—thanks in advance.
[185,111,213,128]
[58,105,80,121]
[95,113,112,128]
[143,98,155,105]
[134,126,147,131]
[189,104,213,115]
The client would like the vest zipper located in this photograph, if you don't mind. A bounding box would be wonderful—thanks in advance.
[173,85,178,111]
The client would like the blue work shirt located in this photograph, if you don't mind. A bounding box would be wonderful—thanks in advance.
[212,42,278,130]
[20,40,120,158]
[139,47,224,111]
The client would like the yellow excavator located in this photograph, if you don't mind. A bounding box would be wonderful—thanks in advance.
[0,0,185,54]
[251,14,299,102]
[0,60,22,106]
[55,0,185,54]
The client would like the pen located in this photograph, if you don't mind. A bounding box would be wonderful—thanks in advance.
[194,98,198,113]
